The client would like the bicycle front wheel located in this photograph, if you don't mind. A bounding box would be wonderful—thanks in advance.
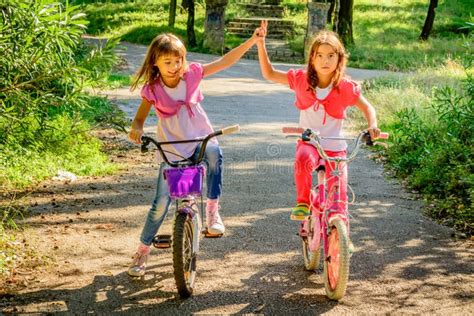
[323,216,350,300]
[302,218,321,271]
[173,212,196,298]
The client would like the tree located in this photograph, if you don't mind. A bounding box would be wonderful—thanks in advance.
[420,0,438,40]
[169,0,177,27]
[181,0,190,13]
[168,0,196,47]
[335,0,354,46]
[186,0,197,47]
[327,0,336,25]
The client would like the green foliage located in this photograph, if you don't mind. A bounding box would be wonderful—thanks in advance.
[370,65,473,234]
[76,36,121,85]
[0,1,126,191]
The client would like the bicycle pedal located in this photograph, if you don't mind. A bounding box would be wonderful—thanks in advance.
[202,228,223,238]
[152,234,172,249]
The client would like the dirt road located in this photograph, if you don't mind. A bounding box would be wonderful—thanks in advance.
[1,42,472,314]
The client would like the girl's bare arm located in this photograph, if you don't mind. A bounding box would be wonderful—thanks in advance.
[203,32,259,78]
[129,99,152,144]
[354,95,381,139]
[255,20,288,85]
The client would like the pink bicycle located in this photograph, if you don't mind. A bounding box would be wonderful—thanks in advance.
[283,127,388,300]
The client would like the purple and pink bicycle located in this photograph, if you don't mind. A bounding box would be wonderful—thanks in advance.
[283,127,388,300]
[140,125,239,298]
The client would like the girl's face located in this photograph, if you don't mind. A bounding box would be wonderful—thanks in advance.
[311,44,339,77]
[155,54,183,81]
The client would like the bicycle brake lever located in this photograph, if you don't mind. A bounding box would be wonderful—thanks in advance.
[302,129,312,141]
[141,139,150,153]
[362,131,374,146]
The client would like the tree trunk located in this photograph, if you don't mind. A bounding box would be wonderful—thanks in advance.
[332,0,339,32]
[203,0,228,53]
[336,0,354,46]
[181,0,189,13]
[420,0,438,40]
[327,0,336,25]
[169,0,177,27]
[187,0,197,48]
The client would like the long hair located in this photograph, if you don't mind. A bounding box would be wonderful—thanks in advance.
[307,31,348,90]
[130,33,187,91]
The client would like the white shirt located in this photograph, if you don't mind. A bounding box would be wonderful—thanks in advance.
[299,85,347,151]
[156,79,216,162]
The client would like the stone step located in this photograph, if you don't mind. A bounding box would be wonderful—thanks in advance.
[237,3,284,18]
[226,18,294,39]
[227,21,293,30]
[229,17,294,27]
[257,38,292,49]
[226,38,303,63]
[243,49,303,63]
[227,27,287,39]
[237,3,284,10]
[238,0,281,4]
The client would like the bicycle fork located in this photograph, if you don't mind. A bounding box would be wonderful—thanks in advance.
[300,168,326,250]
[178,199,202,253]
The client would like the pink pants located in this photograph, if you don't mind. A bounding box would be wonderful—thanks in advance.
[294,141,348,210]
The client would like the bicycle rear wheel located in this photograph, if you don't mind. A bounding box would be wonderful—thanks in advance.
[302,218,321,271]
[323,216,350,300]
[173,212,196,298]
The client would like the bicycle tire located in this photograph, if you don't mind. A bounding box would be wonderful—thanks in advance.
[173,212,196,298]
[302,218,321,271]
[323,216,350,300]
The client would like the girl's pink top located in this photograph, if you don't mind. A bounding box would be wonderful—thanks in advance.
[141,63,205,119]
[286,69,360,120]
[287,69,361,151]
[140,63,216,162]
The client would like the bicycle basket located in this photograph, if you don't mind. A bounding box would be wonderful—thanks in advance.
[163,165,205,198]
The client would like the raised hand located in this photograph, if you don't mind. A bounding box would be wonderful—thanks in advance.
[253,20,268,44]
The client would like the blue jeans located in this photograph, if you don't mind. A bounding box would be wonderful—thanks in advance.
[140,143,223,246]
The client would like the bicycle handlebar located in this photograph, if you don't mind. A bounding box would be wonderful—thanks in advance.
[221,124,240,135]
[283,127,389,163]
[140,125,240,167]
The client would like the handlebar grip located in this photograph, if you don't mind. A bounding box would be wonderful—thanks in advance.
[221,124,240,135]
[378,132,389,139]
[282,127,304,134]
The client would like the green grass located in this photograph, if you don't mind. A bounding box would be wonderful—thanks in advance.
[87,73,132,89]
[106,73,132,88]
[348,59,468,128]
[349,0,473,71]
[0,96,126,191]
[0,127,117,191]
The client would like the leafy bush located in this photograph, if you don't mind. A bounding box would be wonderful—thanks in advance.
[1,1,128,227]
[0,0,126,188]
[382,71,473,234]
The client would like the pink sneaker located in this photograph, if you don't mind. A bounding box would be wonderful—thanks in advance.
[206,199,225,235]
[127,244,150,277]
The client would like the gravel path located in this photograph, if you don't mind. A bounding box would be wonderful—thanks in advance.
[1,41,472,315]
